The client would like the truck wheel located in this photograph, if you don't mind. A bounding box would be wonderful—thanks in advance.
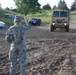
[65,26,69,32]
[51,25,54,31]
[38,22,40,26]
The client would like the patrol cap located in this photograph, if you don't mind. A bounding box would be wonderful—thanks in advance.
[14,15,21,20]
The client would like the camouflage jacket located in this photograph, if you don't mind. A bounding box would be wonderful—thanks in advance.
[5,24,30,44]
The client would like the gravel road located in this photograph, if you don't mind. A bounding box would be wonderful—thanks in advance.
[0,21,76,75]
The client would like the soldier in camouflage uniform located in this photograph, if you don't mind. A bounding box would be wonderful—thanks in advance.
[5,15,30,75]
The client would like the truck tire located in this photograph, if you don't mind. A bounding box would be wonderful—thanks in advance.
[65,25,69,32]
[51,25,54,31]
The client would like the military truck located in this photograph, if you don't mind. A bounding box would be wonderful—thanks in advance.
[50,9,70,32]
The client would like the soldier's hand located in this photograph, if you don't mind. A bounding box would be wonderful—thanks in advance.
[24,15,27,20]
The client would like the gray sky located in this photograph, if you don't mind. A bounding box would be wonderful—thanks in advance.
[0,0,74,9]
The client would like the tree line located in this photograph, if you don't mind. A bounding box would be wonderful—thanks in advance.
[4,0,76,15]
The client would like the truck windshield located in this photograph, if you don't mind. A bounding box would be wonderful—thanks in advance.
[31,18,37,20]
[60,11,67,17]
[52,11,59,17]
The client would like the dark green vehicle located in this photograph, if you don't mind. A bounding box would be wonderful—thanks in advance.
[50,9,70,32]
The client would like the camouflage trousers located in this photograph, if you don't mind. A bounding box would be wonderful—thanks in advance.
[9,43,26,75]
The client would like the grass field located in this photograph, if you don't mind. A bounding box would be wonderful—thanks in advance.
[25,10,52,25]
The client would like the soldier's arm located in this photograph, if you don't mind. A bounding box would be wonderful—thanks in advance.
[5,28,11,36]
[5,27,13,42]
[24,15,31,30]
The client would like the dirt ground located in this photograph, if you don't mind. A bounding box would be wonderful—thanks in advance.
[0,21,76,75]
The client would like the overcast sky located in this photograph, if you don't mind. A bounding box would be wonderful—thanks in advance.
[0,0,74,9]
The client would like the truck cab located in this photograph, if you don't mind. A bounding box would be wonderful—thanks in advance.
[51,9,70,32]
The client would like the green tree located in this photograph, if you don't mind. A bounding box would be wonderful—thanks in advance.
[11,9,18,12]
[58,0,69,10]
[42,3,51,10]
[52,5,57,10]
[71,0,76,10]
[0,4,2,9]
[5,7,10,10]
[14,0,41,15]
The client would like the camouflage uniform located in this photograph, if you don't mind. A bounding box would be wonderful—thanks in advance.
[5,18,30,75]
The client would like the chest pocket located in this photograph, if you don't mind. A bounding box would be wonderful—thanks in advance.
[13,27,23,44]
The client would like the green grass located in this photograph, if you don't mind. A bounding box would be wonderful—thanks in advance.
[70,11,76,20]
[27,10,52,24]
[0,17,14,26]
[0,9,14,26]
